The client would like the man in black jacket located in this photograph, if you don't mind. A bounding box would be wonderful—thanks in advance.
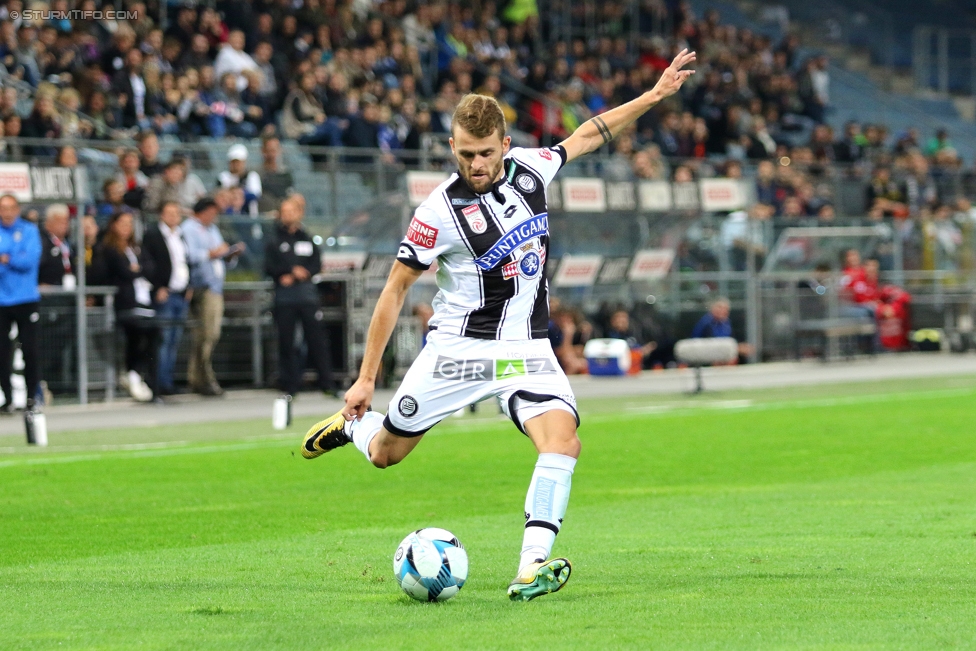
[142,202,192,395]
[37,203,75,396]
[265,198,335,397]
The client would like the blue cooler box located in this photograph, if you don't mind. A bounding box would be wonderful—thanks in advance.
[583,338,632,376]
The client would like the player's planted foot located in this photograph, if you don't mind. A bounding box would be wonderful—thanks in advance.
[301,411,351,459]
[507,558,571,602]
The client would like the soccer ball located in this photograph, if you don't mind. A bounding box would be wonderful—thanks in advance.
[393,528,468,602]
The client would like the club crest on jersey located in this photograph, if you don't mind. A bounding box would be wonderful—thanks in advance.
[502,245,546,280]
[474,214,548,271]
[461,204,487,234]
[515,174,537,193]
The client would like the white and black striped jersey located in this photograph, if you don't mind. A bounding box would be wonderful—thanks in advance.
[397,146,567,341]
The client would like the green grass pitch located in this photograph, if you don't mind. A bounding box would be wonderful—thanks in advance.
[2,377,976,650]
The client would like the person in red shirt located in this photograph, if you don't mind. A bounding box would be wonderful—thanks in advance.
[864,258,912,350]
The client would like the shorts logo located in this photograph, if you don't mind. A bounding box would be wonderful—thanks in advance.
[279,242,290,252]
[515,174,537,193]
[461,204,487,234]
[433,356,557,381]
[398,395,419,418]
[406,218,438,249]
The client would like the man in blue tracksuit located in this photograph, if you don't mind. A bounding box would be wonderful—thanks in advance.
[0,194,42,414]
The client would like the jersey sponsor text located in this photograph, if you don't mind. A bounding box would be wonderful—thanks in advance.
[406,218,438,248]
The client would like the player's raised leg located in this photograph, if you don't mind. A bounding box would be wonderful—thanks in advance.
[507,405,580,602]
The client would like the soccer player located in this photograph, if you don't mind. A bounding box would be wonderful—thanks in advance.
[302,50,696,601]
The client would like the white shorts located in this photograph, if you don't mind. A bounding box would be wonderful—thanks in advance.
[384,331,579,437]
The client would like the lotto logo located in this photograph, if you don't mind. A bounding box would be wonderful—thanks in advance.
[406,218,438,248]
[433,356,558,381]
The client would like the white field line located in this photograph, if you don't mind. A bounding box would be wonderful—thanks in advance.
[1,386,972,468]
[0,433,300,467]
[617,386,976,419]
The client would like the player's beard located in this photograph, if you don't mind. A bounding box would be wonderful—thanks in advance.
[462,158,503,194]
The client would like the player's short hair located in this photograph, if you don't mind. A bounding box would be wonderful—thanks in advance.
[451,94,506,140]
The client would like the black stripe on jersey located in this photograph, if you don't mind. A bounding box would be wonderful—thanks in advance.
[506,160,552,339]
[444,176,516,339]
[440,184,479,333]
[507,159,548,215]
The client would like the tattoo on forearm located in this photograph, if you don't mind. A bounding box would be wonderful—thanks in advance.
[592,116,612,144]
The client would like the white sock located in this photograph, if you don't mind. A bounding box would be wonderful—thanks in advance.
[519,453,576,573]
[348,411,384,462]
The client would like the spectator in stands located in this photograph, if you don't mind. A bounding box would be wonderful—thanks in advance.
[141,201,191,396]
[692,299,733,339]
[55,145,78,168]
[83,90,121,138]
[251,40,279,104]
[116,148,149,209]
[214,186,248,215]
[281,71,343,146]
[259,134,293,210]
[142,159,186,213]
[92,211,156,402]
[213,30,258,92]
[834,121,865,163]
[36,203,73,399]
[342,96,385,150]
[1,113,23,160]
[692,298,753,360]
[265,197,336,398]
[137,131,164,177]
[22,90,60,154]
[113,48,152,131]
[82,215,99,280]
[548,298,589,375]
[0,194,42,414]
[603,133,637,181]
[97,179,128,226]
[798,56,830,124]
[213,71,258,139]
[604,308,656,361]
[183,197,242,396]
[37,203,73,287]
[865,166,908,217]
[218,144,262,214]
[633,144,669,180]
[240,69,270,132]
[172,154,209,209]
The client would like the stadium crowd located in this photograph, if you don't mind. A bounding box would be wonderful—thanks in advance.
[0,0,971,405]
[0,0,972,266]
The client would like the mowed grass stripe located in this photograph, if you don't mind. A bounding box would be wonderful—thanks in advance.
[0,384,974,649]
[2,463,975,650]
[2,383,973,464]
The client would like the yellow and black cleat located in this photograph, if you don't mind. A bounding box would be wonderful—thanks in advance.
[301,411,350,459]
[507,558,572,602]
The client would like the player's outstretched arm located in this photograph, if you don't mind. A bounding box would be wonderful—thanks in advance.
[343,261,423,420]
[559,49,696,164]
